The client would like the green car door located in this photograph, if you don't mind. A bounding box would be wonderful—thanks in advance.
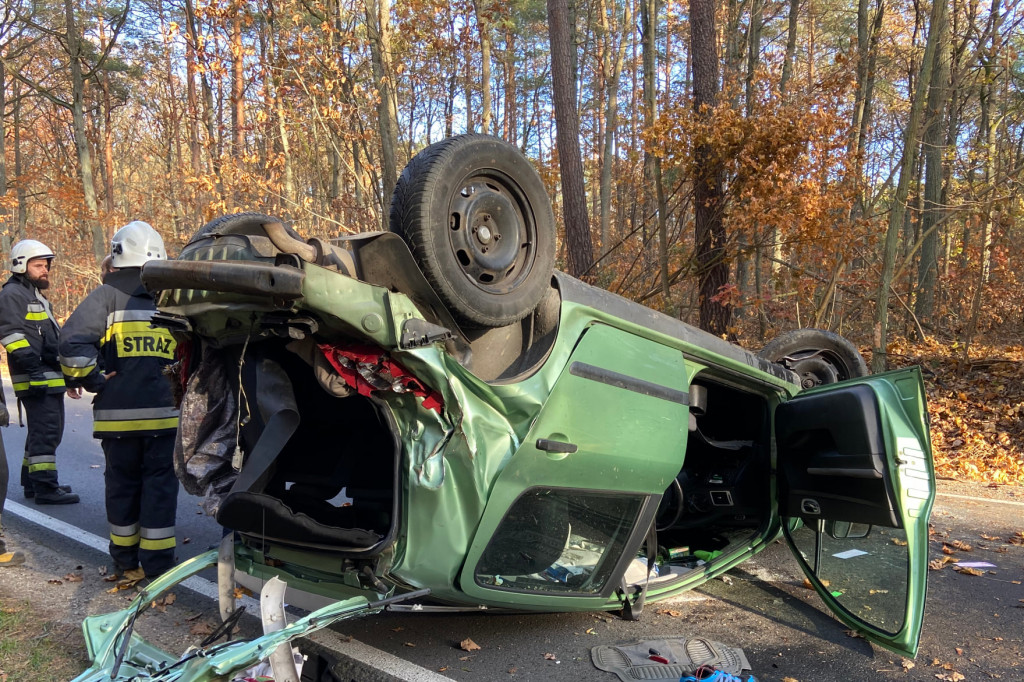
[776,367,935,658]
[459,322,693,608]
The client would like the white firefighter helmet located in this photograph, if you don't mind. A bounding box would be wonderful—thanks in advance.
[111,221,166,268]
[10,240,55,274]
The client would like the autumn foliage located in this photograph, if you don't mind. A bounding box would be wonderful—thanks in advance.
[0,0,1022,481]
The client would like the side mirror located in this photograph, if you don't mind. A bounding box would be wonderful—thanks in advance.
[825,520,871,539]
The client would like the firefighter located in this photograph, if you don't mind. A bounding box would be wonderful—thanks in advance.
[0,240,79,504]
[59,221,180,578]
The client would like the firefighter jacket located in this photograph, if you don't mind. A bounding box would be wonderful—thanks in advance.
[59,268,179,438]
[0,274,67,397]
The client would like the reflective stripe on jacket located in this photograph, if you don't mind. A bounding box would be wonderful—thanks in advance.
[59,268,179,438]
[0,275,66,396]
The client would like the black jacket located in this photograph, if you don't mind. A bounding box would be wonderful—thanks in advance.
[0,274,66,397]
[59,268,179,438]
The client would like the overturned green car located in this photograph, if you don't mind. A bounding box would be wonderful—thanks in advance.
[74,135,934,680]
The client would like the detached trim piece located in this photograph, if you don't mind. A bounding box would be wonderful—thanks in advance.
[141,260,305,299]
[569,362,689,406]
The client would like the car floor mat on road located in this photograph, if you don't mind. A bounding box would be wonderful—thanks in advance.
[591,636,752,681]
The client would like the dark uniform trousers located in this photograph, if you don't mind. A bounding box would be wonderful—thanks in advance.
[103,434,177,577]
[19,393,65,493]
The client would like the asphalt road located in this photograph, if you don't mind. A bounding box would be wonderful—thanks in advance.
[2,382,1022,682]
[326,486,1024,681]
[0,380,224,563]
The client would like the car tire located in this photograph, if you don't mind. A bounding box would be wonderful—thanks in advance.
[190,212,292,243]
[390,134,556,328]
[758,328,869,388]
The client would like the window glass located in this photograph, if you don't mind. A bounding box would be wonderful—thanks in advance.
[789,520,908,634]
[475,490,644,594]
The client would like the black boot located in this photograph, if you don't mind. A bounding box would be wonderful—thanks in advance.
[24,484,73,500]
[34,488,80,505]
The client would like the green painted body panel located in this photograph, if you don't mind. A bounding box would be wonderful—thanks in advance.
[71,550,383,681]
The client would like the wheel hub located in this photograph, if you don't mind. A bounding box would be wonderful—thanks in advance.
[448,177,535,294]
[787,354,840,387]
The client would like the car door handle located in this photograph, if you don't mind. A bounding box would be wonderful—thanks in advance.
[536,438,578,454]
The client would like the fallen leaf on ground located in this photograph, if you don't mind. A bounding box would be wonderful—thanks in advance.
[47,578,62,585]
[980,533,1000,541]
[955,647,963,655]
[802,578,829,589]
[97,566,108,576]
[949,540,972,551]
[544,653,556,660]
[404,642,415,647]
[845,630,864,639]
[189,622,214,636]
[1009,532,1024,546]
[929,556,958,570]
[64,573,83,583]
[657,609,684,617]
[891,538,908,546]
[781,677,800,682]
[460,639,481,652]
[902,659,915,670]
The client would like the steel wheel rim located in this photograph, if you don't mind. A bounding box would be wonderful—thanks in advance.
[446,173,538,296]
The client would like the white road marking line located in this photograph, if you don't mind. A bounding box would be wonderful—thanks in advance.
[7,499,221,600]
[6,499,451,682]
[936,491,1024,507]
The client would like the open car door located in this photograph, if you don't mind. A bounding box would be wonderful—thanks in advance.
[776,367,934,658]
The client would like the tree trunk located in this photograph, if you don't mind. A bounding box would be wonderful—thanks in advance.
[599,0,630,256]
[745,0,763,113]
[183,0,218,182]
[871,0,946,371]
[65,0,105,262]
[503,27,517,143]
[691,0,730,335]
[913,0,950,331]
[266,0,295,214]
[365,0,399,223]
[230,2,245,159]
[641,0,670,299]
[779,0,800,95]
[13,78,26,241]
[0,67,9,258]
[473,0,492,136]
[547,0,594,278]
[962,1,1004,361]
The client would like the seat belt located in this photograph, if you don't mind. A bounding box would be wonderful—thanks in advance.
[224,408,299,497]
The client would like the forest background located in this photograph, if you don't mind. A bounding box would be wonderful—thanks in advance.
[0,0,1022,481]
